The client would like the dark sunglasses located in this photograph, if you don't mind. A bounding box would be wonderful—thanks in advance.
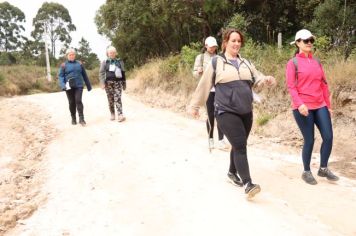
[301,38,315,44]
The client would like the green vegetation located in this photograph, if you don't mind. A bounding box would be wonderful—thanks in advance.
[31,2,76,58]
[0,1,99,67]
[256,113,273,127]
[0,1,26,52]
[128,42,356,118]
[96,0,355,67]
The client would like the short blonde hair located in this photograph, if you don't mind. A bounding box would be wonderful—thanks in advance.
[66,48,76,55]
[106,46,117,54]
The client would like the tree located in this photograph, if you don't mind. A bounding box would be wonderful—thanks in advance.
[0,1,26,52]
[31,2,76,58]
[310,0,355,60]
[76,37,99,70]
[95,0,237,67]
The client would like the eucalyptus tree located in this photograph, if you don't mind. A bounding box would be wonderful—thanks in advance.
[76,37,99,69]
[31,2,76,58]
[0,1,26,52]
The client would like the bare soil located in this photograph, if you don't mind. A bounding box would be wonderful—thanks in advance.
[1,88,356,236]
[0,97,57,234]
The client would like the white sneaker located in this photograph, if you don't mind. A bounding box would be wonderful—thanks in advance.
[118,114,126,122]
[209,138,214,149]
[217,139,229,151]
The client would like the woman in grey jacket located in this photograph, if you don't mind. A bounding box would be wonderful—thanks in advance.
[188,29,276,199]
[99,46,126,122]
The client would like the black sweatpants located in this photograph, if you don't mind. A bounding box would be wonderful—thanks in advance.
[206,92,224,140]
[65,87,84,119]
[216,111,253,185]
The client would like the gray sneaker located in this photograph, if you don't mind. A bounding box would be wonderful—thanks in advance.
[317,168,339,181]
[302,171,317,185]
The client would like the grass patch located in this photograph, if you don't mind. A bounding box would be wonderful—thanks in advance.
[256,113,273,126]
[0,65,99,96]
[128,45,356,117]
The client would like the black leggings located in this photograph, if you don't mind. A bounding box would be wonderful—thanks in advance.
[65,87,84,118]
[206,92,224,140]
[216,112,253,184]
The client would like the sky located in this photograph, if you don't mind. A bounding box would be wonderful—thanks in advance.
[4,0,111,60]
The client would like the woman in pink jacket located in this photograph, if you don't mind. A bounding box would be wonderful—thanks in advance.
[286,29,339,185]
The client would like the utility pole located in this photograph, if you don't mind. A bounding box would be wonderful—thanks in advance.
[44,28,52,82]
[278,32,282,49]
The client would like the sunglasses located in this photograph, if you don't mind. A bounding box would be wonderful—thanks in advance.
[300,38,315,44]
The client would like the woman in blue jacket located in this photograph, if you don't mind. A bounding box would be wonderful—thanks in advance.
[58,48,92,126]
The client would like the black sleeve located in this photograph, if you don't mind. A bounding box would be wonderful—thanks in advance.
[81,65,92,91]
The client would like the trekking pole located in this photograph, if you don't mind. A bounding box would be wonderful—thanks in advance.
[205,104,213,153]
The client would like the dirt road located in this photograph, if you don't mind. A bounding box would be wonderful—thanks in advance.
[3,89,356,235]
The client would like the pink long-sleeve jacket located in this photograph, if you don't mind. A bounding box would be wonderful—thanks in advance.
[286,52,331,110]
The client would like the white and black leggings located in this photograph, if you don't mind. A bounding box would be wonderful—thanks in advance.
[216,111,253,185]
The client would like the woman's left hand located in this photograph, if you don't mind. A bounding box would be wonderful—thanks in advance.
[265,76,276,86]
[328,108,333,117]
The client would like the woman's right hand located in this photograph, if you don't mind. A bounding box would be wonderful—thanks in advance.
[298,104,309,116]
[187,106,200,119]
[198,67,203,75]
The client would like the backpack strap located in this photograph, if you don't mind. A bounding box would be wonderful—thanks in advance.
[293,57,325,85]
[200,53,204,68]
[241,59,256,85]
[211,56,218,86]
[292,57,298,86]
[61,62,66,72]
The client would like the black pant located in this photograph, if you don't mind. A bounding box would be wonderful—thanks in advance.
[206,92,223,140]
[216,111,253,184]
[65,87,84,119]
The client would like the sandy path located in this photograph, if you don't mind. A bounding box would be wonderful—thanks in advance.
[5,89,356,236]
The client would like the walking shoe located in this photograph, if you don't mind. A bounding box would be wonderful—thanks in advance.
[209,138,214,149]
[71,118,77,125]
[302,171,317,185]
[79,118,86,126]
[227,172,243,187]
[217,139,229,151]
[118,114,126,122]
[110,113,115,121]
[245,182,261,199]
[317,168,339,181]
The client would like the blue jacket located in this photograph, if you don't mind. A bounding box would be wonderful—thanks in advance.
[58,60,92,91]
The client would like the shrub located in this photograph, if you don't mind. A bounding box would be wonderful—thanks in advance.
[256,113,273,126]
[0,72,5,84]
[180,42,202,66]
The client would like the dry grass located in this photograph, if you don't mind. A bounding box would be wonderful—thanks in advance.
[128,51,356,118]
[127,57,198,113]
[0,65,99,96]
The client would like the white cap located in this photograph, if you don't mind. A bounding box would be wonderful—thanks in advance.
[205,36,218,47]
[290,29,315,45]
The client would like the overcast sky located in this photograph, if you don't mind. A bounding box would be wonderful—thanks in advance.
[4,0,111,60]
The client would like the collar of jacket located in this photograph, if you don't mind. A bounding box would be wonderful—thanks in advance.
[297,52,313,58]
[107,58,118,63]
[218,53,250,67]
